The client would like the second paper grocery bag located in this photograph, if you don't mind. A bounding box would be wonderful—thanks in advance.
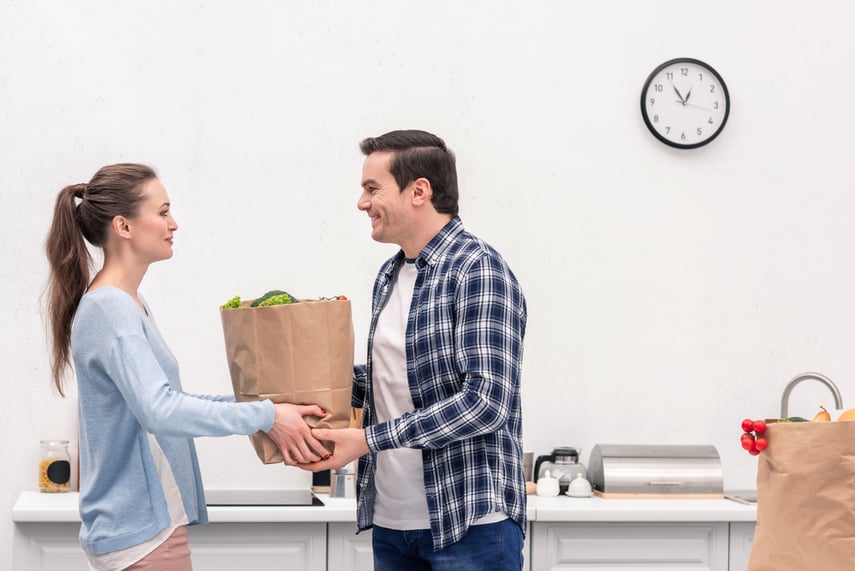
[748,420,855,570]
[220,298,354,464]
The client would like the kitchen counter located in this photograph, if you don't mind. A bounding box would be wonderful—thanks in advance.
[12,491,358,524]
[12,491,754,524]
[528,494,757,522]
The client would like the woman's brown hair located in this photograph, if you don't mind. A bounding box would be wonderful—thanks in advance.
[44,163,157,395]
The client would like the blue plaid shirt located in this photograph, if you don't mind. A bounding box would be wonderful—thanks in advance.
[353,216,527,550]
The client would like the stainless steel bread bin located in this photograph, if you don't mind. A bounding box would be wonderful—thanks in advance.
[588,444,724,498]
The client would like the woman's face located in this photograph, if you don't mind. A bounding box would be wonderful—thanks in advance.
[127,178,178,264]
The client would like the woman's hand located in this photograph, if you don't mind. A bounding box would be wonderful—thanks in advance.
[266,403,330,465]
[297,428,369,472]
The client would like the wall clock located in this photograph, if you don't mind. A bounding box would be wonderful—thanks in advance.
[640,58,730,149]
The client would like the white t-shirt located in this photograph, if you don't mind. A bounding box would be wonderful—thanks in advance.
[371,260,431,530]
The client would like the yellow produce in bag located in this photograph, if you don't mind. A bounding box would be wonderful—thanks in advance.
[220,298,354,464]
[748,421,855,570]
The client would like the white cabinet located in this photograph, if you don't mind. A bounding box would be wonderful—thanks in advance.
[188,522,326,570]
[530,522,729,570]
[327,523,373,571]
[728,522,755,571]
[13,523,90,571]
[14,522,327,571]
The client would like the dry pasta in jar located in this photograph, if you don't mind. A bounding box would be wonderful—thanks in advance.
[39,440,71,492]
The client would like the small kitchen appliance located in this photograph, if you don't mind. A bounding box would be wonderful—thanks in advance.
[205,489,324,506]
[588,444,723,498]
[534,447,587,494]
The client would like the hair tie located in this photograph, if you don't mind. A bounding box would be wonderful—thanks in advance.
[73,183,87,199]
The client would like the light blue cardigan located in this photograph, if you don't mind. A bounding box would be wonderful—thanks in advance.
[71,286,274,555]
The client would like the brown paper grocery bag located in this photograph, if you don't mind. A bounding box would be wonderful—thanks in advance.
[748,421,855,571]
[220,298,354,464]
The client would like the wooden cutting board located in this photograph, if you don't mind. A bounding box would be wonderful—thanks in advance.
[593,490,724,499]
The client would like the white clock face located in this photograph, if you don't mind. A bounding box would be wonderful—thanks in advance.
[641,58,730,149]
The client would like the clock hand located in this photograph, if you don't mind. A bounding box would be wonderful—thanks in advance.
[671,83,686,104]
[684,88,692,104]
[684,102,711,112]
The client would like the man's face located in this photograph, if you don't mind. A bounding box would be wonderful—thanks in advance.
[358,151,412,246]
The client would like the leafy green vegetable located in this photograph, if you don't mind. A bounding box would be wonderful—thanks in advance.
[256,293,297,307]
[251,290,288,307]
[223,289,299,309]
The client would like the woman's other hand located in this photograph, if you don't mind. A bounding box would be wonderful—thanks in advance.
[266,403,330,465]
[297,428,369,472]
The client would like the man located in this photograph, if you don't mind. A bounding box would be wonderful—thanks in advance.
[308,130,527,570]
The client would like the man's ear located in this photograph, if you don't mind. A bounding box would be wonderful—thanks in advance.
[112,215,132,239]
[411,178,432,206]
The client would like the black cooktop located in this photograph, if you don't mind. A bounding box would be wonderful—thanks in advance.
[205,489,324,507]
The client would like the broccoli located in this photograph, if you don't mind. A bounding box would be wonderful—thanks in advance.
[251,289,298,307]
[222,295,242,309]
[256,293,297,306]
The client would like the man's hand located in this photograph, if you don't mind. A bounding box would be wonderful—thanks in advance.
[297,428,369,472]
[266,403,330,466]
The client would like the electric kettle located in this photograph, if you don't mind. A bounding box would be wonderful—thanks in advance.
[534,447,587,494]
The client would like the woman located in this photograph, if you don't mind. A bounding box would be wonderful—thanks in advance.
[44,163,328,570]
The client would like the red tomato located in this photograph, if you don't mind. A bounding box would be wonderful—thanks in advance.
[754,437,768,451]
[741,418,755,432]
[753,420,767,435]
[740,433,755,450]
[337,295,348,301]
[748,448,761,456]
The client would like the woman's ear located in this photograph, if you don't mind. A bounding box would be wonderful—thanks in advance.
[112,215,132,239]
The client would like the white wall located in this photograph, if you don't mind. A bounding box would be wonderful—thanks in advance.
[3,0,855,564]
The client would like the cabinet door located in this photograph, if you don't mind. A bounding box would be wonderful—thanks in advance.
[13,523,89,571]
[728,522,755,571]
[188,523,326,571]
[531,522,728,571]
[327,523,373,571]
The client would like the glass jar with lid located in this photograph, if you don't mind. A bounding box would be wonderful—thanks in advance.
[39,440,71,493]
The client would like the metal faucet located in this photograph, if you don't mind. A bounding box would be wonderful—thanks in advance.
[780,372,844,418]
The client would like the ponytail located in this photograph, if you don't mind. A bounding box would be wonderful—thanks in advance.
[44,163,157,395]
[45,184,91,396]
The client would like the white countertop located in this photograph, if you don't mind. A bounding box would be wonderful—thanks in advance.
[12,491,755,524]
[528,494,757,522]
[11,491,358,524]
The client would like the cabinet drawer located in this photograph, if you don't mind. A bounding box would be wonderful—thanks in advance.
[531,522,728,570]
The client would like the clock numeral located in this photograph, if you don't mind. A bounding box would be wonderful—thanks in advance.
[709,84,716,93]
[653,114,659,123]
[698,73,704,82]
[681,67,689,76]
[665,126,671,134]
[697,128,702,136]
[649,98,655,106]
[666,72,674,80]
[681,131,687,141]
[708,117,714,124]
[654,83,664,92]
[713,101,719,109]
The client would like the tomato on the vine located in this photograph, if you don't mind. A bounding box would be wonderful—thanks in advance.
[741,418,755,433]
[753,420,767,435]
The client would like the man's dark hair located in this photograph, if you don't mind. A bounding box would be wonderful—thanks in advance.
[359,129,459,217]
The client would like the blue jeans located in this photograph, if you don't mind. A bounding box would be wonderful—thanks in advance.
[372,519,524,571]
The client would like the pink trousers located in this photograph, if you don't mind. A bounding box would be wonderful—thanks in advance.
[125,526,192,571]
